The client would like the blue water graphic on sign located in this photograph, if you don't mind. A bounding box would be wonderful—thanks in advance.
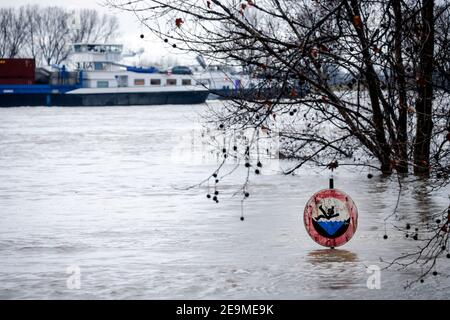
[316,221,346,236]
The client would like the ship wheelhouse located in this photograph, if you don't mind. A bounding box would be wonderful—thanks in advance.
[68,43,205,90]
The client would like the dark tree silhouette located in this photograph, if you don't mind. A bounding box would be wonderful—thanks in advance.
[0,7,28,58]
[107,0,449,283]
[108,0,449,177]
[0,5,119,66]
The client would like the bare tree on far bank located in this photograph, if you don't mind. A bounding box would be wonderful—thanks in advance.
[0,7,28,59]
[0,5,119,66]
[108,0,450,283]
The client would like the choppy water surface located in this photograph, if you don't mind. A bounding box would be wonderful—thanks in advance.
[0,104,448,299]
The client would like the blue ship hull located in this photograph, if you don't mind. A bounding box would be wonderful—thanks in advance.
[0,85,209,107]
[207,87,309,100]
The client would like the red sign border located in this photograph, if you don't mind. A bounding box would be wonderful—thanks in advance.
[303,188,358,247]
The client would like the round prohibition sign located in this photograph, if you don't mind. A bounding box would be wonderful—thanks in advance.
[304,188,358,247]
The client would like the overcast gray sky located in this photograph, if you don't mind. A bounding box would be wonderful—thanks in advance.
[0,0,191,65]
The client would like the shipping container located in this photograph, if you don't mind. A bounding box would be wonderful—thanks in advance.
[0,78,34,85]
[0,59,35,81]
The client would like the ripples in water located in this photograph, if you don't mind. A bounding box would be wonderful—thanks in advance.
[0,105,448,299]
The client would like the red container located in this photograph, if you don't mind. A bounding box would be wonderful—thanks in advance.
[0,78,34,85]
[0,59,35,81]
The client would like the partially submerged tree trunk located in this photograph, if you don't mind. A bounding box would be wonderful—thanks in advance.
[393,0,409,174]
[344,0,391,173]
[414,0,435,175]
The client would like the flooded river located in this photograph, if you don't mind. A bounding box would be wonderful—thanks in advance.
[0,104,448,299]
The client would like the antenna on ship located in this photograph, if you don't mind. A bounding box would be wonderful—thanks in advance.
[196,55,206,69]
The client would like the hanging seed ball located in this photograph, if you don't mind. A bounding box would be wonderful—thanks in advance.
[289,111,294,116]
[367,173,373,179]
[415,227,419,232]
[222,148,226,153]
[257,161,262,168]
[233,146,237,151]
[224,154,227,158]
[255,169,260,174]
[447,254,450,259]
[240,216,245,221]
[420,279,424,283]
[214,190,219,195]
[215,179,219,183]
[383,234,388,239]
[436,219,441,224]
[413,234,418,240]
[441,246,446,250]
[164,38,168,43]
[172,44,177,48]
[406,223,411,230]
[213,196,217,201]
[140,34,144,39]
[432,271,438,276]
[206,194,211,199]
[245,162,250,168]
[219,124,224,129]
[405,234,409,238]
[244,192,250,198]
[213,173,217,178]
[293,108,298,113]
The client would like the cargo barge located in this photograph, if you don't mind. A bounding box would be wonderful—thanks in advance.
[0,44,209,107]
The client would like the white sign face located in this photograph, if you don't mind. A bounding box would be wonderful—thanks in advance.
[311,197,351,237]
[304,189,358,247]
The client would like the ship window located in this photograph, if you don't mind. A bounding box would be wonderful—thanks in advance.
[150,79,161,85]
[134,79,145,86]
[182,79,191,86]
[97,81,109,88]
[94,62,104,71]
[166,79,177,86]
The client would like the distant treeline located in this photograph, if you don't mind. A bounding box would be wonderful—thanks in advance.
[0,6,119,66]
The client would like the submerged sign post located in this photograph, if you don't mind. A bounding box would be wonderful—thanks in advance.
[304,184,358,248]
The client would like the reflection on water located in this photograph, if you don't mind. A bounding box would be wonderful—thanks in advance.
[411,180,437,223]
[307,249,358,264]
[305,249,360,291]
[0,105,448,299]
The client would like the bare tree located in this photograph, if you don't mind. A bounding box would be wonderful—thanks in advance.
[24,5,39,61]
[108,0,450,282]
[108,0,449,177]
[0,7,29,58]
[32,6,70,65]
[0,5,120,66]
[70,9,119,44]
